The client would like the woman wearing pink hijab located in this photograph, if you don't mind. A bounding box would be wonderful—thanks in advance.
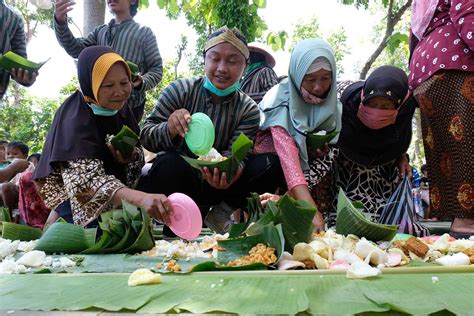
[409,0,473,238]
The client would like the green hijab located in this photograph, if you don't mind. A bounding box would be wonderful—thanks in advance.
[259,38,342,171]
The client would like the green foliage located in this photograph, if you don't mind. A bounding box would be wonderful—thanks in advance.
[0,88,60,153]
[266,31,289,52]
[290,18,322,50]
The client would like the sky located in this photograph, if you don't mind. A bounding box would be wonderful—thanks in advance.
[25,0,381,99]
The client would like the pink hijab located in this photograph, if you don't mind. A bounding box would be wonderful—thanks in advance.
[411,0,439,40]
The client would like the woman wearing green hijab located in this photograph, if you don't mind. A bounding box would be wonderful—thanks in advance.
[255,39,342,231]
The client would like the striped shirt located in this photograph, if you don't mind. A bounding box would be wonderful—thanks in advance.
[140,77,260,157]
[240,65,278,104]
[0,3,28,98]
[54,17,163,120]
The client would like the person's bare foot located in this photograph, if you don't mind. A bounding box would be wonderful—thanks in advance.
[451,217,474,233]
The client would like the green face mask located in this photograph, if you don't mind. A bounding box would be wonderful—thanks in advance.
[88,103,119,116]
[203,76,241,97]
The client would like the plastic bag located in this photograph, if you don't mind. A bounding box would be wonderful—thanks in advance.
[378,177,430,237]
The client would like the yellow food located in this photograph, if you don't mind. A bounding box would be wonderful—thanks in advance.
[128,268,162,287]
[227,243,277,267]
[166,259,182,272]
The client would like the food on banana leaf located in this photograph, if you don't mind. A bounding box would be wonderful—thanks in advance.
[182,133,252,183]
[109,125,139,159]
[128,268,162,286]
[198,148,227,162]
[306,130,339,149]
[166,259,182,272]
[227,243,277,267]
[404,237,429,257]
[16,250,46,267]
[346,261,382,279]
[435,253,470,266]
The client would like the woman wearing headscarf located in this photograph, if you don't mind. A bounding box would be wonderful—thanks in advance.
[34,46,172,227]
[240,42,279,103]
[256,39,342,231]
[139,27,283,220]
[409,0,473,237]
[330,65,416,227]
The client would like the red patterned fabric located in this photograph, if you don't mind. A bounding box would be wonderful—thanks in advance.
[18,170,50,229]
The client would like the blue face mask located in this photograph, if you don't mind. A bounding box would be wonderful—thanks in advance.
[88,103,119,116]
[203,76,240,97]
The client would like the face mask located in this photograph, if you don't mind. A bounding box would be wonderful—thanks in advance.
[203,76,240,97]
[357,104,398,129]
[300,86,325,105]
[88,103,119,116]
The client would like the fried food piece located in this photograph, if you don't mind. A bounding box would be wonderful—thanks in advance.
[404,237,429,258]
[303,260,316,269]
[166,259,182,272]
[462,248,474,264]
[227,243,277,267]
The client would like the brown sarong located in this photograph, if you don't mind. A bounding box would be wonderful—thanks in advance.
[414,71,473,219]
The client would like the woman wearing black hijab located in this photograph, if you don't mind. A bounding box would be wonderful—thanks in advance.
[326,66,416,227]
[34,46,172,227]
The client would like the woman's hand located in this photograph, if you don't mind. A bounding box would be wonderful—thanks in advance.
[308,143,329,159]
[168,109,191,139]
[54,0,75,24]
[398,154,412,178]
[313,212,325,233]
[139,193,173,226]
[201,164,243,190]
[259,193,281,206]
[11,68,37,85]
[131,75,143,89]
[107,143,139,164]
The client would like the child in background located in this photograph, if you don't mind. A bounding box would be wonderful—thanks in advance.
[0,141,32,221]
[27,153,41,168]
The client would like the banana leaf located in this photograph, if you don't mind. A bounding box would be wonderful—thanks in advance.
[0,207,11,222]
[34,201,155,254]
[2,272,472,315]
[0,51,49,79]
[192,223,284,272]
[336,189,399,241]
[181,132,253,183]
[276,194,316,251]
[306,131,339,149]
[228,192,266,238]
[126,61,139,81]
[0,221,42,241]
[110,125,139,159]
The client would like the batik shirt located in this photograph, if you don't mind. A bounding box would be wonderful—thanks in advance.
[40,151,144,227]
[241,65,279,103]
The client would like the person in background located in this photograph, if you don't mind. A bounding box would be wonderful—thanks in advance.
[256,39,342,231]
[240,42,279,103]
[331,65,416,227]
[0,141,32,220]
[139,27,284,227]
[27,153,41,168]
[0,1,37,99]
[419,163,432,219]
[53,0,162,121]
[34,46,172,227]
[409,0,473,237]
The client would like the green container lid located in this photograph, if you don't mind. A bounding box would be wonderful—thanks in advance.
[185,112,215,156]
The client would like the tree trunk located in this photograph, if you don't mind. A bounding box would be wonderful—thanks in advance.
[359,0,412,79]
[83,0,106,36]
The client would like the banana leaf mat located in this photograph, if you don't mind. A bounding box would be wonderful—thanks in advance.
[1,270,472,315]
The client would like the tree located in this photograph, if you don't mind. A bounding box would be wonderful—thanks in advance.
[83,0,106,35]
[340,0,412,79]
[290,17,348,76]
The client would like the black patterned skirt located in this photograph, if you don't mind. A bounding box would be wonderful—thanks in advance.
[414,71,474,219]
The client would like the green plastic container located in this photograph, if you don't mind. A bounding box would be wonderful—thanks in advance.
[185,112,215,156]
[110,125,139,159]
[0,51,48,79]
